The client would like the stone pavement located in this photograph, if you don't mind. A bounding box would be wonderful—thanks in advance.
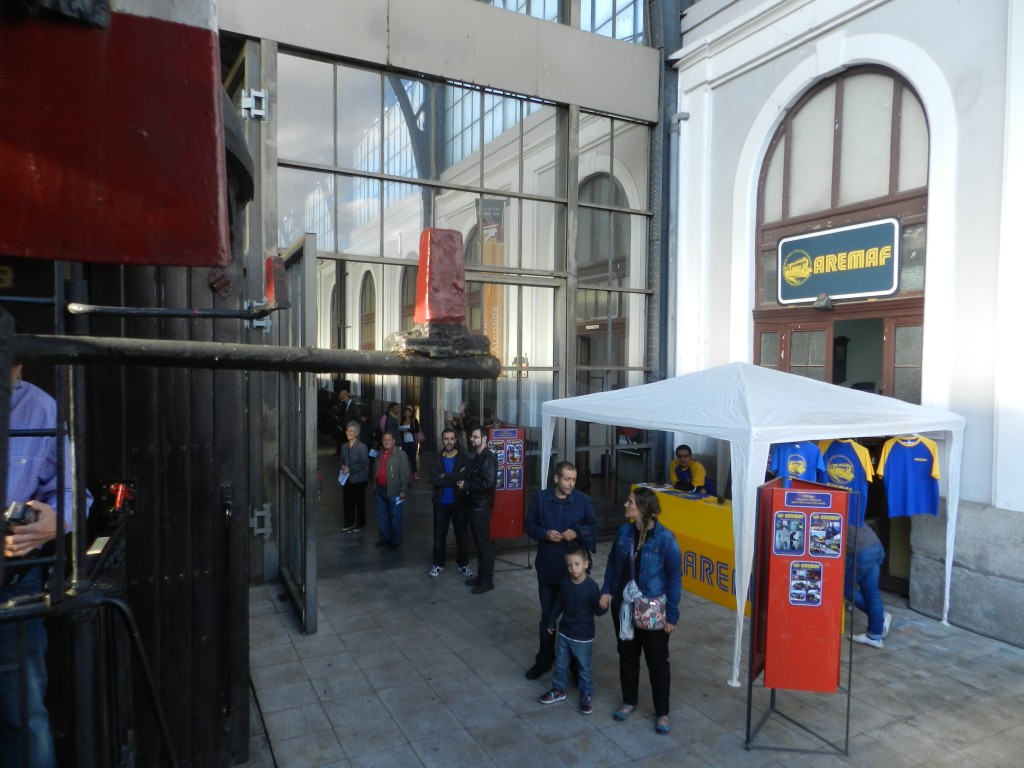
[241,447,1024,767]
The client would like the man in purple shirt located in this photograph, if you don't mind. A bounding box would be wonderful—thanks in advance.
[2,364,88,767]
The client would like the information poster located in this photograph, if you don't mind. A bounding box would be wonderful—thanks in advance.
[489,427,525,538]
[760,479,849,693]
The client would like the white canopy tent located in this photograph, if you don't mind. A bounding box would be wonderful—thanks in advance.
[539,362,965,686]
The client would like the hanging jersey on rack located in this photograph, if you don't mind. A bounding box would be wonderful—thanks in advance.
[819,438,874,526]
[769,442,826,483]
[877,435,940,517]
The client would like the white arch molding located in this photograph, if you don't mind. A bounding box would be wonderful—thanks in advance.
[729,32,958,410]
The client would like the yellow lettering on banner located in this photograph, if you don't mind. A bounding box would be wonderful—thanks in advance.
[812,245,891,274]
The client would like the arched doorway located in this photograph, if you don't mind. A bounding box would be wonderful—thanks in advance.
[358,272,377,402]
[399,265,423,429]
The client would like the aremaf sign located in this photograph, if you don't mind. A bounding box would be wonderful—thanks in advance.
[777,219,900,304]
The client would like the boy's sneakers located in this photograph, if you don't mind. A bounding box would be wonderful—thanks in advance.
[458,565,474,578]
[882,611,893,638]
[579,695,593,715]
[538,689,566,705]
[429,565,444,577]
[852,633,883,649]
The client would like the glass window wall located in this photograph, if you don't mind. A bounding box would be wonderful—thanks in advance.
[277,51,653,515]
[478,1,647,44]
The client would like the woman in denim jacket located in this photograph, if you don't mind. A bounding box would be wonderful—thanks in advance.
[599,487,682,735]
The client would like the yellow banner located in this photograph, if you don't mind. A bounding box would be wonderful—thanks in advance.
[637,485,750,615]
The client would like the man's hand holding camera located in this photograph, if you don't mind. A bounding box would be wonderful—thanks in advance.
[4,501,57,559]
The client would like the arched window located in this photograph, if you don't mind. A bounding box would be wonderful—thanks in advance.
[400,266,418,332]
[359,273,376,350]
[757,67,929,305]
[329,284,340,349]
[578,173,630,283]
[754,66,929,403]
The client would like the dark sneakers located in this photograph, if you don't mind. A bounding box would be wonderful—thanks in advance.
[471,583,494,594]
[580,695,593,715]
[538,689,566,705]
[464,576,481,586]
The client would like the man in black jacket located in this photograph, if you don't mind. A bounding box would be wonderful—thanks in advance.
[429,428,473,578]
[459,426,497,594]
[333,389,358,455]
[523,461,597,679]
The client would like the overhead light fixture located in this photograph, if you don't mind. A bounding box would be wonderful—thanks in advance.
[812,293,834,311]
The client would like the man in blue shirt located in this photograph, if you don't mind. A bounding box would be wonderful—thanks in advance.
[428,428,473,578]
[523,461,597,680]
[2,364,88,767]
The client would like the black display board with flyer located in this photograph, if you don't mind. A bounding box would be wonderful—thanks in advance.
[745,477,853,756]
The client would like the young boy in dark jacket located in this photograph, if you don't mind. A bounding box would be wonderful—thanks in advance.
[537,542,607,714]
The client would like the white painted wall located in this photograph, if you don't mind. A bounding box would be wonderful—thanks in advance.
[673,0,1018,511]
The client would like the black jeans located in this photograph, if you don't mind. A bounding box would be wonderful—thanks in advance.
[612,609,672,716]
[534,579,560,668]
[342,480,367,528]
[433,502,469,568]
[467,502,494,584]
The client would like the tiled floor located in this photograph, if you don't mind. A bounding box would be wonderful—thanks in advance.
[242,447,1024,767]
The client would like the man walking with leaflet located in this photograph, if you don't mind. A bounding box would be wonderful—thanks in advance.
[524,461,597,680]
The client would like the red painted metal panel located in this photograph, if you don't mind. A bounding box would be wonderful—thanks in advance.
[761,478,848,694]
[414,229,467,325]
[489,427,526,539]
[0,12,228,265]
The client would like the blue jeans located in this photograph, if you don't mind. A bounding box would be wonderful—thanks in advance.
[0,574,56,768]
[845,542,886,639]
[551,633,594,697]
[375,486,404,546]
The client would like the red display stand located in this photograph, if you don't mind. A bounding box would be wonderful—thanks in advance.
[746,477,852,755]
[488,427,525,539]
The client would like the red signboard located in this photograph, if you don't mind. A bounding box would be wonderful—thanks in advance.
[488,427,525,539]
[755,478,849,694]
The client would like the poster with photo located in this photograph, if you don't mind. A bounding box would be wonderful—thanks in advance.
[773,511,806,556]
[808,512,843,558]
[788,561,823,606]
[488,439,506,464]
[505,439,524,466]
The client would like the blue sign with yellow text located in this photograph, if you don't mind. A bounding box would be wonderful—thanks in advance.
[777,219,900,304]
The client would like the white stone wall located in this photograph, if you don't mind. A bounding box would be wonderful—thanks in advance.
[674,0,1024,643]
